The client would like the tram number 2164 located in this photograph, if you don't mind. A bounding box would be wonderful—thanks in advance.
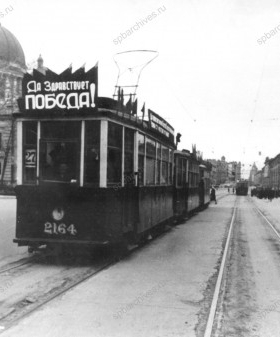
[44,222,77,236]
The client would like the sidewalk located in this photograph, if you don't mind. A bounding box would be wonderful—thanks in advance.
[251,196,280,232]
[1,195,236,337]
[216,188,233,198]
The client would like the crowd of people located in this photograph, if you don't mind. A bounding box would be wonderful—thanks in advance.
[251,187,279,201]
[210,185,279,203]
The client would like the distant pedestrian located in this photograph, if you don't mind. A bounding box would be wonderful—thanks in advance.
[210,186,217,204]
[233,188,235,194]
[228,187,230,193]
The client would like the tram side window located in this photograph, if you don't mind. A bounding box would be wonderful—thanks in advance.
[161,146,169,184]
[138,133,145,186]
[146,138,156,185]
[40,122,80,183]
[188,162,199,188]
[85,121,100,185]
[182,159,186,185]
[189,168,194,187]
[23,122,37,183]
[177,158,183,187]
[124,128,134,186]
[169,149,173,185]
[107,122,122,184]
[188,162,192,187]
[156,143,161,185]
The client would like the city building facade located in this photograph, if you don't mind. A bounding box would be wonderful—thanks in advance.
[207,157,241,185]
[0,24,26,186]
[248,155,280,191]
[248,162,258,186]
[268,154,280,189]
[254,170,263,186]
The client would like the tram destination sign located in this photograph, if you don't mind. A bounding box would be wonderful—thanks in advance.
[148,109,174,140]
[18,65,98,113]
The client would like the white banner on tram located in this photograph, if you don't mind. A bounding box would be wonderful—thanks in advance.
[19,65,98,112]
[148,109,174,139]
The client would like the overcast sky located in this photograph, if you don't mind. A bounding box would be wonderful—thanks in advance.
[2,0,280,176]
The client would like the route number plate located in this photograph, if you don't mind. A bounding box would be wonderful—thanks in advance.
[44,222,77,235]
[25,149,36,168]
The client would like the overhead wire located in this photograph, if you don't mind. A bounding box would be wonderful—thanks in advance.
[242,47,269,166]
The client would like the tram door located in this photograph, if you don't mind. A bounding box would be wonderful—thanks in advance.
[122,128,139,234]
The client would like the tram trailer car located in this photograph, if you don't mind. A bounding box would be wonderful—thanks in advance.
[236,180,248,196]
[13,67,211,252]
[173,150,211,218]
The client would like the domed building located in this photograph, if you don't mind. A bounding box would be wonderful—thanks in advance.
[0,24,26,187]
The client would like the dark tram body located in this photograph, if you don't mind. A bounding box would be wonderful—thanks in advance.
[13,66,212,252]
[236,180,248,196]
[173,150,211,218]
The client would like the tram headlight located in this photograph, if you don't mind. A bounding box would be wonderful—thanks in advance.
[52,207,65,221]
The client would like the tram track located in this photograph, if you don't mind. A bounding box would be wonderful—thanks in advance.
[202,196,280,336]
[0,249,79,275]
[0,257,117,333]
[0,224,172,334]
[0,244,125,333]
[254,205,280,241]
[202,198,238,337]
[0,255,43,275]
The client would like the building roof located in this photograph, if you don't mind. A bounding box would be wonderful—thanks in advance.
[0,24,25,68]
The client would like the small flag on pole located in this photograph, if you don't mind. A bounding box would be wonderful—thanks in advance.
[126,94,132,114]
[132,99,138,116]
[141,103,145,120]
[117,87,121,102]
[121,89,124,106]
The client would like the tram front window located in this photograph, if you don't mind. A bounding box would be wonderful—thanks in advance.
[40,121,80,183]
[41,141,78,182]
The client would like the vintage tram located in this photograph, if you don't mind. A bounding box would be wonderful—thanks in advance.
[236,180,248,196]
[13,65,211,252]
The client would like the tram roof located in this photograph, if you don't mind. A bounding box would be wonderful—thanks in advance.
[15,96,176,147]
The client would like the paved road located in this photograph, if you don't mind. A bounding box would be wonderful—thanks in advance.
[2,194,280,336]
